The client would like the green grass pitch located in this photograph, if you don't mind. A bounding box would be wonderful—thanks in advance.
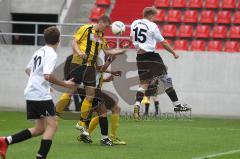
[1,111,240,159]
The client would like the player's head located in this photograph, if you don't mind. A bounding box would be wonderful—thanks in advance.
[143,7,157,22]
[96,15,111,32]
[44,26,60,46]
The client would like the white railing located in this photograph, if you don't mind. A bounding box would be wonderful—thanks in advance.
[0,21,131,47]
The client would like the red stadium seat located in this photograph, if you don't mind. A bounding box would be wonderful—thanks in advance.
[167,10,182,23]
[216,11,231,24]
[205,0,219,9]
[195,25,210,38]
[89,6,106,21]
[183,10,198,23]
[106,39,117,49]
[119,39,134,49]
[178,25,193,38]
[212,26,228,39]
[155,0,170,8]
[224,41,240,52]
[221,0,236,9]
[174,40,189,50]
[188,0,203,8]
[155,9,165,22]
[95,0,111,7]
[162,24,177,37]
[229,26,240,39]
[233,11,240,24]
[191,40,206,51]
[172,0,186,8]
[207,40,223,51]
[200,10,215,24]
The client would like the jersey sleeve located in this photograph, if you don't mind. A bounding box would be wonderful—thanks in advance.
[73,25,90,42]
[26,55,34,69]
[43,52,57,74]
[153,24,165,42]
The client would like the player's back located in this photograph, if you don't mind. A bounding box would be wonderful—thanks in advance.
[24,46,57,101]
[130,19,164,52]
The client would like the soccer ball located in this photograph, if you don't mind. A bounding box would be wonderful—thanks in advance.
[111,21,126,35]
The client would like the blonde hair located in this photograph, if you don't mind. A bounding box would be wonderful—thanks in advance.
[143,7,157,18]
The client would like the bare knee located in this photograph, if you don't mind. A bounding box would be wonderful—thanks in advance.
[30,125,45,137]
[47,118,58,132]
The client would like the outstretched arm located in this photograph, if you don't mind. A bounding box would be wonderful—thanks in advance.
[103,48,126,56]
[160,40,179,59]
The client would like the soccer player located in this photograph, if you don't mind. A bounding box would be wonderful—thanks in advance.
[0,26,75,159]
[79,51,126,145]
[76,53,122,146]
[55,15,126,136]
[56,51,123,145]
[130,7,190,119]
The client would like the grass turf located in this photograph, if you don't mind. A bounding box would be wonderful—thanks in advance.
[0,111,240,159]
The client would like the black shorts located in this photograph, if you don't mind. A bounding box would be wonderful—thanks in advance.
[64,55,73,79]
[26,100,55,120]
[136,52,167,82]
[68,64,96,87]
[101,91,116,109]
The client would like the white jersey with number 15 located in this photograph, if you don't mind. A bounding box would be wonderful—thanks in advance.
[130,19,165,52]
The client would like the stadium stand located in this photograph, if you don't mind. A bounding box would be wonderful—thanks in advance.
[234,11,240,24]
[167,10,182,23]
[224,41,240,52]
[154,9,165,22]
[207,40,223,51]
[89,6,106,21]
[174,39,189,50]
[87,0,240,51]
[195,25,211,38]
[95,0,111,7]
[178,25,194,38]
[171,0,186,8]
[162,24,177,37]
[191,40,206,51]
[221,0,236,9]
[155,0,170,8]
[204,0,219,9]
[183,10,198,23]
[188,0,203,8]
[216,11,232,24]
[212,25,228,39]
[229,26,240,39]
[200,10,215,24]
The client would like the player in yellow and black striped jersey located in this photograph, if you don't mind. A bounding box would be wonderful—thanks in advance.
[55,15,126,145]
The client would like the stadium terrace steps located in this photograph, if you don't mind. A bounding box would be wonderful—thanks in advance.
[110,0,155,24]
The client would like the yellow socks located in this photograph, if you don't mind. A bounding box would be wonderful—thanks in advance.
[110,114,120,138]
[88,116,99,135]
[56,93,71,114]
[80,98,93,119]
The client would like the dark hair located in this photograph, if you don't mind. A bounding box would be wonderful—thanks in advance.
[44,26,60,45]
[98,15,111,24]
[143,7,157,18]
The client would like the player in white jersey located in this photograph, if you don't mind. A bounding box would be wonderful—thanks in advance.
[0,26,75,159]
[130,7,190,119]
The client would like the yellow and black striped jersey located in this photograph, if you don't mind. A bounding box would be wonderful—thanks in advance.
[71,24,108,66]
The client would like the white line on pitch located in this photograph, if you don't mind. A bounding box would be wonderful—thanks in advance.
[192,149,240,159]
